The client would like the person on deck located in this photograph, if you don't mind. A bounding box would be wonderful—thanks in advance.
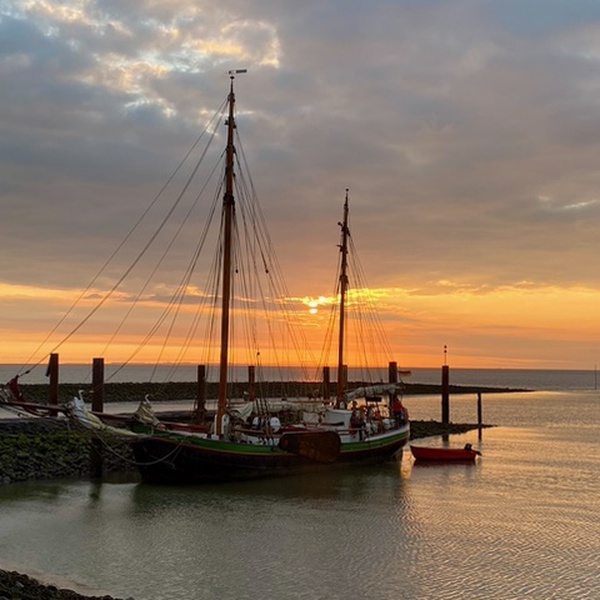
[373,407,385,433]
[7,376,24,402]
[392,398,408,427]
[350,409,365,440]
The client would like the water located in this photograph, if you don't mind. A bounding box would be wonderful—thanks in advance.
[0,385,598,599]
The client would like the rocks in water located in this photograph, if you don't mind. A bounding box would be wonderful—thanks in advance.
[0,419,135,485]
[0,569,130,600]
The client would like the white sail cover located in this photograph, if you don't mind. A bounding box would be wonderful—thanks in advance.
[65,395,141,438]
[229,398,322,419]
[132,396,162,427]
[344,383,403,402]
[229,401,254,421]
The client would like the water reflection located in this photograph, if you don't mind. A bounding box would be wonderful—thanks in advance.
[74,459,419,600]
[129,456,410,511]
[0,480,69,504]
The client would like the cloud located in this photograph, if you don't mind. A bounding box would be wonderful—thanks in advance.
[2,0,600,367]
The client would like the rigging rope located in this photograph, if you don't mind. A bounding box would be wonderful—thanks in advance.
[18,98,228,380]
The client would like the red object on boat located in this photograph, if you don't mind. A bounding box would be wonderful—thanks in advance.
[410,444,481,462]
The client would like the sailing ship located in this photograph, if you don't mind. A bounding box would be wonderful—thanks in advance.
[2,71,410,483]
[130,193,410,482]
[128,76,409,483]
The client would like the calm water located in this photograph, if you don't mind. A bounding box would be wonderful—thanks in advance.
[0,389,598,599]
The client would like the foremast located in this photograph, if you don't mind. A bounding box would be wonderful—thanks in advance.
[216,70,245,437]
[336,189,350,408]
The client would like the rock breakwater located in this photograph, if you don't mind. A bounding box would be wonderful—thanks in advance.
[17,380,524,405]
[0,418,135,485]
[0,569,130,600]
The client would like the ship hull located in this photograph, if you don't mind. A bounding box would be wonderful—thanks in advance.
[132,425,410,484]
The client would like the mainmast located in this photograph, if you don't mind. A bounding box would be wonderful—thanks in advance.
[336,189,350,407]
[216,69,246,437]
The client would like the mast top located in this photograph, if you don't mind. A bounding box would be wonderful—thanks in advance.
[227,69,247,96]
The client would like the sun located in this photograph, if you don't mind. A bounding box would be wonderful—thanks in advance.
[305,295,331,315]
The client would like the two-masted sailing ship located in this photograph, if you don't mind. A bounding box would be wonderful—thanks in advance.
[2,71,410,484]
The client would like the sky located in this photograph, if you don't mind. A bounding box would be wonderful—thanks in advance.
[2,0,600,372]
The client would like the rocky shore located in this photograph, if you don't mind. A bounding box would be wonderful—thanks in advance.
[0,569,131,600]
[0,418,136,485]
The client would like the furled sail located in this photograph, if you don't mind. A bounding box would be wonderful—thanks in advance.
[344,383,403,402]
[65,394,142,438]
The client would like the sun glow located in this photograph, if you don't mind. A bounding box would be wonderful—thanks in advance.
[2,278,600,369]
[302,295,332,315]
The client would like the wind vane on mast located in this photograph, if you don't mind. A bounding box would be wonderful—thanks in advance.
[228,69,248,76]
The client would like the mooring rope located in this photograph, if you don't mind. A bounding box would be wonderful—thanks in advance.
[90,427,191,467]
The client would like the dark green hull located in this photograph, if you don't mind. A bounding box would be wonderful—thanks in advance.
[132,426,410,484]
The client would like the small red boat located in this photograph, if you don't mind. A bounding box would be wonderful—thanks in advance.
[410,443,481,462]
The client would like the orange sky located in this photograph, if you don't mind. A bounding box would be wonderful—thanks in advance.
[2,280,599,370]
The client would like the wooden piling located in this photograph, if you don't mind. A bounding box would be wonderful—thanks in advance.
[47,353,59,417]
[248,365,255,402]
[90,358,104,478]
[441,365,450,425]
[388,361,398,410]
[388,361,398,384]
[92,358,104,413]
[194,365,206,424]
[323,366,330,401]
[477,392,483,440]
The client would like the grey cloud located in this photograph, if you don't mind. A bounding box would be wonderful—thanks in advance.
[2,1,600,297]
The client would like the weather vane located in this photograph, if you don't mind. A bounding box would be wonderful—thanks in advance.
[228,69,248,79]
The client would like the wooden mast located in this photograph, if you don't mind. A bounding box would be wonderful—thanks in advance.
[336,189,350,407]
[216,70,244,436]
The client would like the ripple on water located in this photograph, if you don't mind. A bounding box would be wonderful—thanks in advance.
[0,396,599,600]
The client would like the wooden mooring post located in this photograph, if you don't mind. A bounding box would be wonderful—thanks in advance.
[441,365,450,426]
[92,358,104,413]
[388,361,398,410]
[193,364,207,424]
[47,353,59,417]
[323,367,331,402]
[477,392,483,440]
[90,358,104,478]
[248,365,255,402]
[388,361,398,385]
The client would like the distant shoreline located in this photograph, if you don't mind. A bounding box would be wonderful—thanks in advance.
[17,380,529,404]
